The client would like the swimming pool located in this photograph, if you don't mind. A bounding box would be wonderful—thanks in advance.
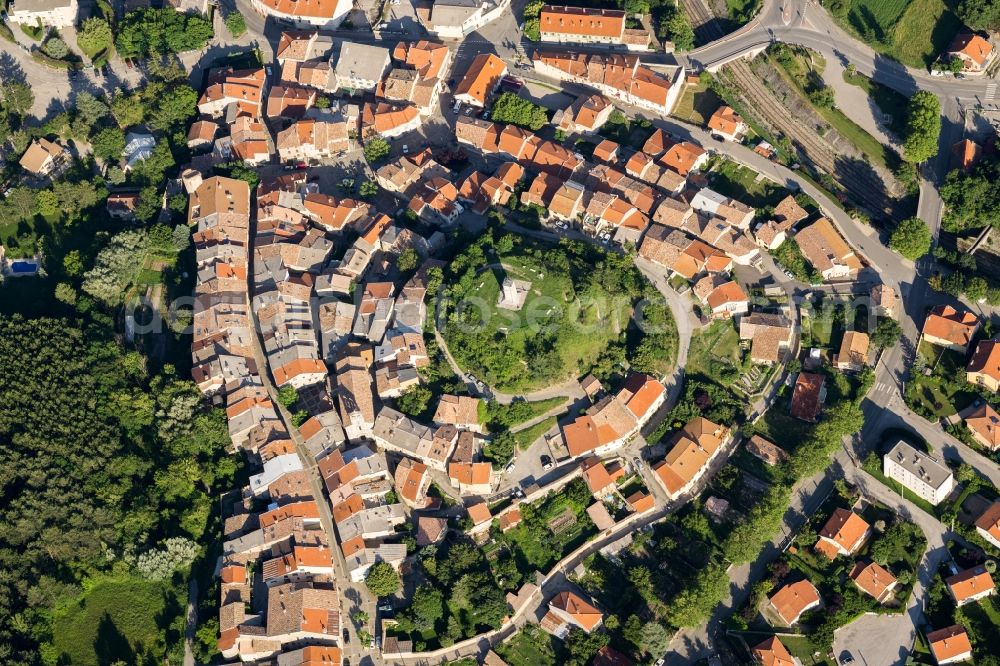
[10,261,38,273]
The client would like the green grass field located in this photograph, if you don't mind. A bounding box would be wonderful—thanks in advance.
[495,625,561,665]
[905,342,978,418]
[513,416,558,449]
[445,251,629,392]
[671,81,724,126]
[688,320,743,387]
[708,157,789,209]
[51,575,185,665]
[754,400,815,454]
[836,0,963,68]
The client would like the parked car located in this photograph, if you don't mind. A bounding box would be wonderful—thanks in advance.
[839,653,855,666]
[541,455,553,470]
[343,628,350,643]
[505,461,516,474]
[402,144,409,154]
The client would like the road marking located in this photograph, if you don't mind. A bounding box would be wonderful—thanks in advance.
[987,84,997,100]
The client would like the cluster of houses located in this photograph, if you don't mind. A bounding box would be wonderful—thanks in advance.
[915,304,1000,453]
[757,504,996,665]
[186,175,343,663]
[184,30,455,173]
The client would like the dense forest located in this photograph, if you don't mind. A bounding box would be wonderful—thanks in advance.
[0,50,232,664]
[0,315,235,664]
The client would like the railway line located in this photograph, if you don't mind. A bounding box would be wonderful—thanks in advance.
[721,59,901,219]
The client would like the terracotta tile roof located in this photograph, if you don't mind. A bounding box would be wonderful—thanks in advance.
[948,33,993,66]
[498,507,522,531]
[467,501,492,525]
[746,434,789,465]
[791,372,825,421]
[550,180,586,219]
[416,516,448,545]
[706,280,748,312]
[975,501,1000,543]
[273,357,327,385]
[593,645,633,666]
[967,339,1000,385]
[708,105,743,136]
[221,564,246,584]
[259,500,319,528]
[769,579,820,625]
[266,85,316,119]
[562,394,637,457]
[198,67,265,117]
[540,5,625,39]
[581,457,616,495]
[331,493,365,523]
[593,139,619,162]
[653,417,726,495]
[816,508,870,558]
[284,645,343,666]
[952,138,983,171]
[257,0,346,21]
[393,457,428,504]
[625,490,654,513]
[276,30,319,62]
[836,331,870,368]
[448,461,492,486]
[455,53,506,106]
[752,636,796,666]
[794,217,861,276]
[363,100,420,134]
[922,305,978,349]
[643,128,669,157]
[393,39,449,79]
[559,93,614,132]
[549,591,603,631]
[534,50,672,111]
[740,313,794,364]
[927,625,972,663]
[772,194,809,224]
[618,372,665,420]
[433,394,481,426]
[187,120,218,145]
[946,565,995,603]
[497,161,525,188]
[660,141,705,175]
[850,560,897,601]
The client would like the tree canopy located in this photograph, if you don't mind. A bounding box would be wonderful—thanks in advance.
[364,136,391,163]
[490,92,549,131]
[902,91,941,164]
[116,8,213,57]
[77,17,113,57]
[365,561,402,597]
[941,159,1000,232]
[889,217,932,260]
[0,316,235,663]
[957,0,1000,31]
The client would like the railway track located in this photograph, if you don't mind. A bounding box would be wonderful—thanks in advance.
[679,0,724,44]
[721,59,900,219]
